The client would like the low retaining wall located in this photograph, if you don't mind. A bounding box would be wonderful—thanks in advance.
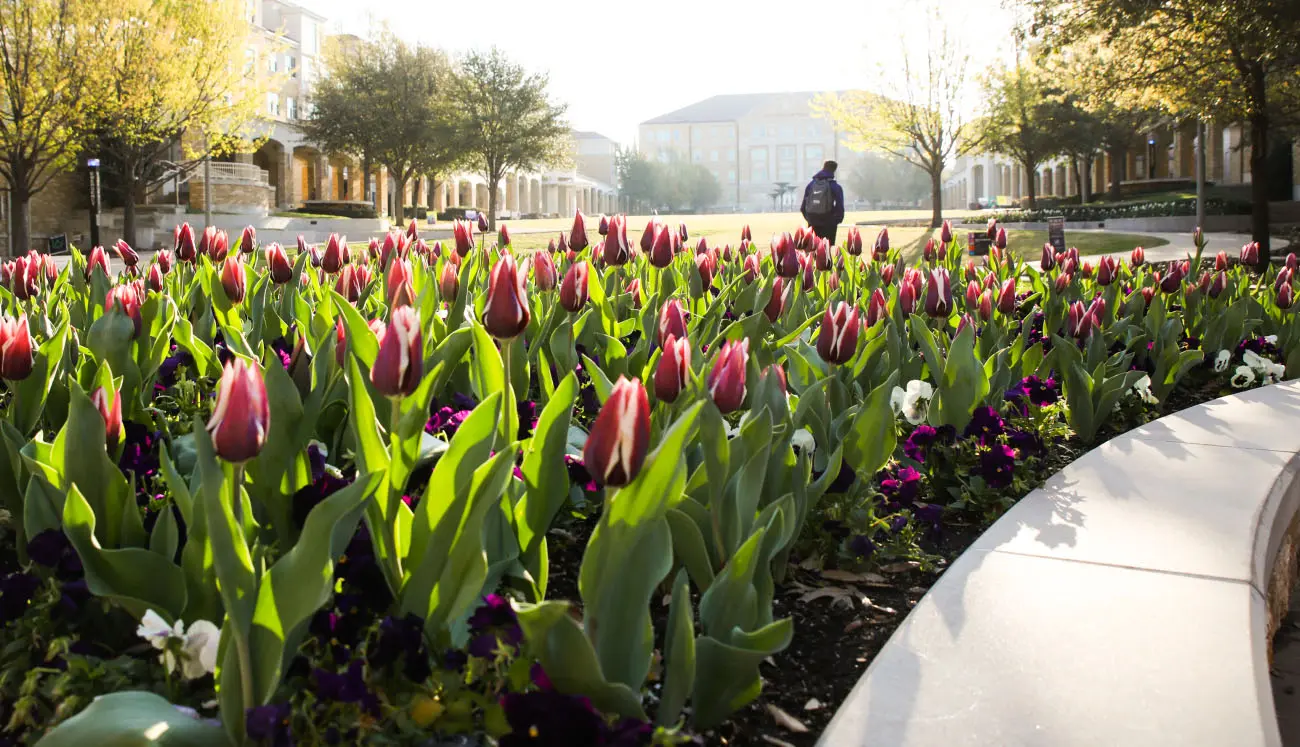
[819,381,1300,746]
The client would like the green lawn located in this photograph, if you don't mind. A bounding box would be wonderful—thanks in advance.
[1005,230,1167,257]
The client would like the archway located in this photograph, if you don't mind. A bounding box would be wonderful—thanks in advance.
[253,139,287,208]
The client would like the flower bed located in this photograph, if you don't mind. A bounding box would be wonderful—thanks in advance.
[0,217,1297,746]
[963,196,1251,225]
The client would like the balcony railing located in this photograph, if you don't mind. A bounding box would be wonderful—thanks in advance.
[197,162,270,186]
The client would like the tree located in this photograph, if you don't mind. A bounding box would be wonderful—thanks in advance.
[447,48,569,233]
[615,148,660,213]
[1027,0,1300,257]
[614,152,720,212]
[0,0,104,255]
[971,60,1063,209]
[87,0,265,247]
[815,6,970,228]
[302,32,462,223]
[842,152,930,206]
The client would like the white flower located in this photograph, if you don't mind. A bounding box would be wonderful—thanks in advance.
[1231,365,1256,389]
[1265,335,1279,345]
[1130,374,1159,405]
[890,380,934,425]
[1242,350,1286,384]
[791,428,817,454]
[136,610,221,680]
[436,308,449,320]
[1214,350,1231,373]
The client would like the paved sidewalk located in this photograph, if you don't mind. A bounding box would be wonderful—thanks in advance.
[1025,230,1291,269]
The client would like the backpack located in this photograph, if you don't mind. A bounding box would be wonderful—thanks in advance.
[805,179,835,219]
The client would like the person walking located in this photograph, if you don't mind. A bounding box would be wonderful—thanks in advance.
[800,160,845,245]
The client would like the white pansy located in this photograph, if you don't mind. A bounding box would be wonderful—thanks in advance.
[890,380,934,425]
[1242,349,1286,384]
[1130,374,1159,404]
[1214,350,1231,373]
[1231,365,1256,389]
[1265,335,1279,345]
[436,308,449,320]
[791,428,817,454]
[136,610,221,680]
[137,609,182,650]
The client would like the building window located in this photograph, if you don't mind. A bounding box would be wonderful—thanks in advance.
[728,150,735,162]
[710,150,719,162]
[752,125,763,138]
[807,124,819,137]
[287,54,297,71]
[777,145,796,182]
[750,147,769,182]
[805,144,824,176]
[728,169,736,182]
[267,92,280,117]
[268,53,278,73]
[243,48,256,75]
[672,129,681,141]
[302,21,318,54]
[656,130,670,142]
[286,97,297,120]
[778,125,793,138]
[693,151,702,163]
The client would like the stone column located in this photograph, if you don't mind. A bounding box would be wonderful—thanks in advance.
[1066,162,1077,197]
[1057,165,1069,197]
[374,168,389,220]
[280,150,295,209]
[315,154,330,202]
[1153,128,1173,178]
[506,176,518,213]
[1207,123,1225,182]
[1176,122,1196,178]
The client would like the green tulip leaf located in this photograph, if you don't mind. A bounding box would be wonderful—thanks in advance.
[659,569,697,726]
[32,691,232,747]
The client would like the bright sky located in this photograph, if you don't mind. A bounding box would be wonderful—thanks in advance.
[300,0,1021,147]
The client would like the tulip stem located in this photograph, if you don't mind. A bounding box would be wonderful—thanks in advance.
[389,402,404,580]
[499,338,514,451]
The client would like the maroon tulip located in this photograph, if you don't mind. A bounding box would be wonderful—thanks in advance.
[559,261,590,313]
[10,257,36,300]
[1209,271,1228,299]
[997,278,1016,315]
[206,358,270,463]
[1279,282,1295,310]
[659,298,689,342]
[206,227,229,262]
[322,234,345,274]
[974,290,992,321]
[1038,243,1056,272]
[1139,286,1156,308]
[1054,273,1072,293]
[965,280,980,310]
[844,226,863,257]
[678,223,689,244]
[899,269,922,315]
[334,319,347,369]
[986,218,998,241]
[86,245,110,280]
[863,288,887,328]
[814,239,832,271]
[582,376,650,487]
[1096,256,1118,286]
[816,302,861,365]
[106,285,143,339]
[113,239,139,268]
[639,221,658,254]
[800,254,816,292]
[476,212,489,233]
[371,305,423,398]
[147,263,165,293]
[743,254,761,284]
[1215,251,1229,272]
[763,278,786,323]
[334,265,361,304]
[91,385,123,450]
[499,223,511,247]
[1130,246,1145,267]
[597,215,609,237]
[1275,266,1294,294]
[221,256,246,304]
[379,234,397,269]
[1159,263,1185,294]
[453,220,475,257]
[1195,271,1213,295]
[648,225,674,268]
[924,268,952,318]
[694,237,709,256]
[156,250,174,275]
[1288,253,1299,272]
[556,233,569,254]
[238,226,256,255]
[1241,241,1260,267]
[0,314,34,381]
[626,278,644,309]
[880,264,895,286]
[296,234,309,256]
[602,215,630,265]
[994,227,1008,250]
[741,224,752,242]
[533,251,558,291]
[388,258,414,308]
[873,228,890,257]
[923,238,938,264]
[266,243,293,284]
[696,253,715,288]
[1066,301,1090,339]
[484,255,530,339]
[570,210,589,252]
[765,364,787,394]
[406,218,419,240]
[654,334,691,403]
[439,262,459,302]
[175,223,196,262]
[940,220,953,245]
[707,338,749,414]
[368,237,382,264]
[774,233,800,278]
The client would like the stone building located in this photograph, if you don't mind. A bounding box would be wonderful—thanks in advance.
[638,93,845,212]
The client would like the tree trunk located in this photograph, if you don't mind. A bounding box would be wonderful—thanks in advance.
[395,174,407,224]
[361,153,374,215]
[1249,112,1272,260]
[122,168,138,249]
[1024,161,1038,210]
[9,178,31,257]
[1081,155,1093,204]
[929,169,942,228]
[1108,147,1125,200]
[487,176,500,234]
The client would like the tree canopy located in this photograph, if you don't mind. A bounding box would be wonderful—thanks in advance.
[970,59,1064,209]
[616,151,721,213]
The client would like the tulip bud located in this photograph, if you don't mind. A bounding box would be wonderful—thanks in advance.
[210,228,230,262]
[924,268,952,318]
[334,318,347,369]
[815,240,832,271]
[1095,256,1117,286]
[1130,246,1146,267]
[654,335,691,403]
[111,239,139,269]
[741,224,753,242]
[0,314,35,381]
[899,270,921,315]
[761,277,787,323]
[624,277,644,309]
[380,232,398,269]
[871,228,890,260]
[175,223,196,262]
[559,261,590,313]
[1159,266,1184,294]
[764,364,787,395]
[1241,241,1261,267]
[923,238,937,264]
[845,226,863,256]
[238,226,257,255]
[864,288,888,328]
[997,278,1016,315]
[367,237,382,264]
[1196,271,1212,295]
[1288,253,1299,272]
[601,215,630,265]
[569,211,589,252]
[956,314,976,337]
[206,358,270,463]
[743,254,761,284]
[498,223,511,248]
[880,264,895,286]
[707,339,749,414]
[1038,243,1056,272]
[1275,266,1294,294]
[1054,273,1071,293]
[220,256,246,304]
[660,298,689,343]
[533,251,558,292]
[638,221,657,255]
[583,376,650,487]
[965,280,980,310]
[388,258,414,308]
[483,255,530,339]
[1209,271,1228,299]
[334,265,361,304]
[800,254,816,292]
[322,234,345,274]
[941,220,953,245]
[1213,251,1229,272]
[91,385,123,450]
[1140,286,1156,308]
[986,218,998,241]
[147,263,165,293]
[86,245,110,281]
[817,302,861,365]
[371,305,423,398]
[450,220,473,258]
[696,253,716,289]
[265,243,293,284]
[106,285,143,339]
[995,227,1008,250]
[1280,282,1295,310]
[678,223,689,244]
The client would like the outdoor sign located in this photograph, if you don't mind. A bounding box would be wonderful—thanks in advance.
[1047,216,1066,254]
[464,209,479,221]
[967,231,992,256]
[47,234,68,254]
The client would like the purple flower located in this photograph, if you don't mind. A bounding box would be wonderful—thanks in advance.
[443,649,468,671]
[880,466,923,510]
[821,519,850,540]
[963,406,1005,443]
[564,455,597,492]
[367,614,430,682]
[0,572,40,623]
[977,444,1018,488]
[500,692,605,747]
[889,515,909,535]
[313,659,379,715]
[530,662,553,691]
[605,718,655,746]
[269,337,294,370]
[1007,429,1044,457]
[467,594,524,658]
[307,443,327,482]
[245,703,293,747]
[118,422,161,481]
[848,535,876,558]
[517,399,540,440]
[156,348,194,388]
[913,503,944,533]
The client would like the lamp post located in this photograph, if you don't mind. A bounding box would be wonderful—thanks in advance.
[87,157,101,250]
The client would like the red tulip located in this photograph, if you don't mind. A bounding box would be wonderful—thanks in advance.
[774,234,799,278]
[559,261,590,313]
[1159,262,1185,294]
[940,220,953,245]
[924,238,938,264]
[106,284,143,338]
[742,254,761,284]
[1209,271,1228,299]
[765,363,787,394]
[1096,256,1118,286]
[477,213,489,233]
[113,239,139,268]
[994,227,1008,250]
[1196,271,1213,295]
[899,269,922,315]
[388,258,414,308]
[998,278,1017,315]
[601,215,630,265]
[741,224,752,242]
[649,225,674,268]
[368,237,382,264]
[91,385,123,450]
[1214,251,1229,272]
[583,376,650,487]
[1279,282,1295,310]
[626,278,644,309]
[873,228,890,258]
[845,226,863,256]
[334,265,361,304]
[986,218,998,241]
[707,338,749,414]
[1288,253,1299,272]
[924,268,952,318]
[86,245,110,280]
[976,290,993,322]
[800,254,816,292]
[407,218,419,240]
[201,227,228,262]
[238,226,256,255]
[156,250,174,275]
[10,256,37,300]
[1130,246,1145,267]
[1054,273,1071,293]
[763,278,786,323]
[570,210,589,252]
[380,233,397,269]
[175,223,196,262]
[597,215,609,237]
[439,262,459,303]
[678,223,689,244]
[147,263,165,293]
[533,251,558,291]
[206,358,270,463]
[0,315,34,381]
[965,280,980,310]
[659,298,689,342]
[483,255,530,339]
[1241,241,1260,266]
[498,223,511,248]
[817,302,861,365]
[334,318,347,369]
[453,220,475,257]
[371,305,423,398]
[814,239,832,271]
[1038,243,1055,272]
[654,335,691,403]
[880,264,895,286]
[1139,286,1156,308]
[695,237,709,256]
[696,253,715,288]
[556,232,569,254]
[266,243,293,284]
[864,288,888,328]
[322,234,345,274]
[639,221,658,254]
[1275,266,1294,294]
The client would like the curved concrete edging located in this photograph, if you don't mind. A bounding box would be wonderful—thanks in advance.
[818,381,1300,747]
